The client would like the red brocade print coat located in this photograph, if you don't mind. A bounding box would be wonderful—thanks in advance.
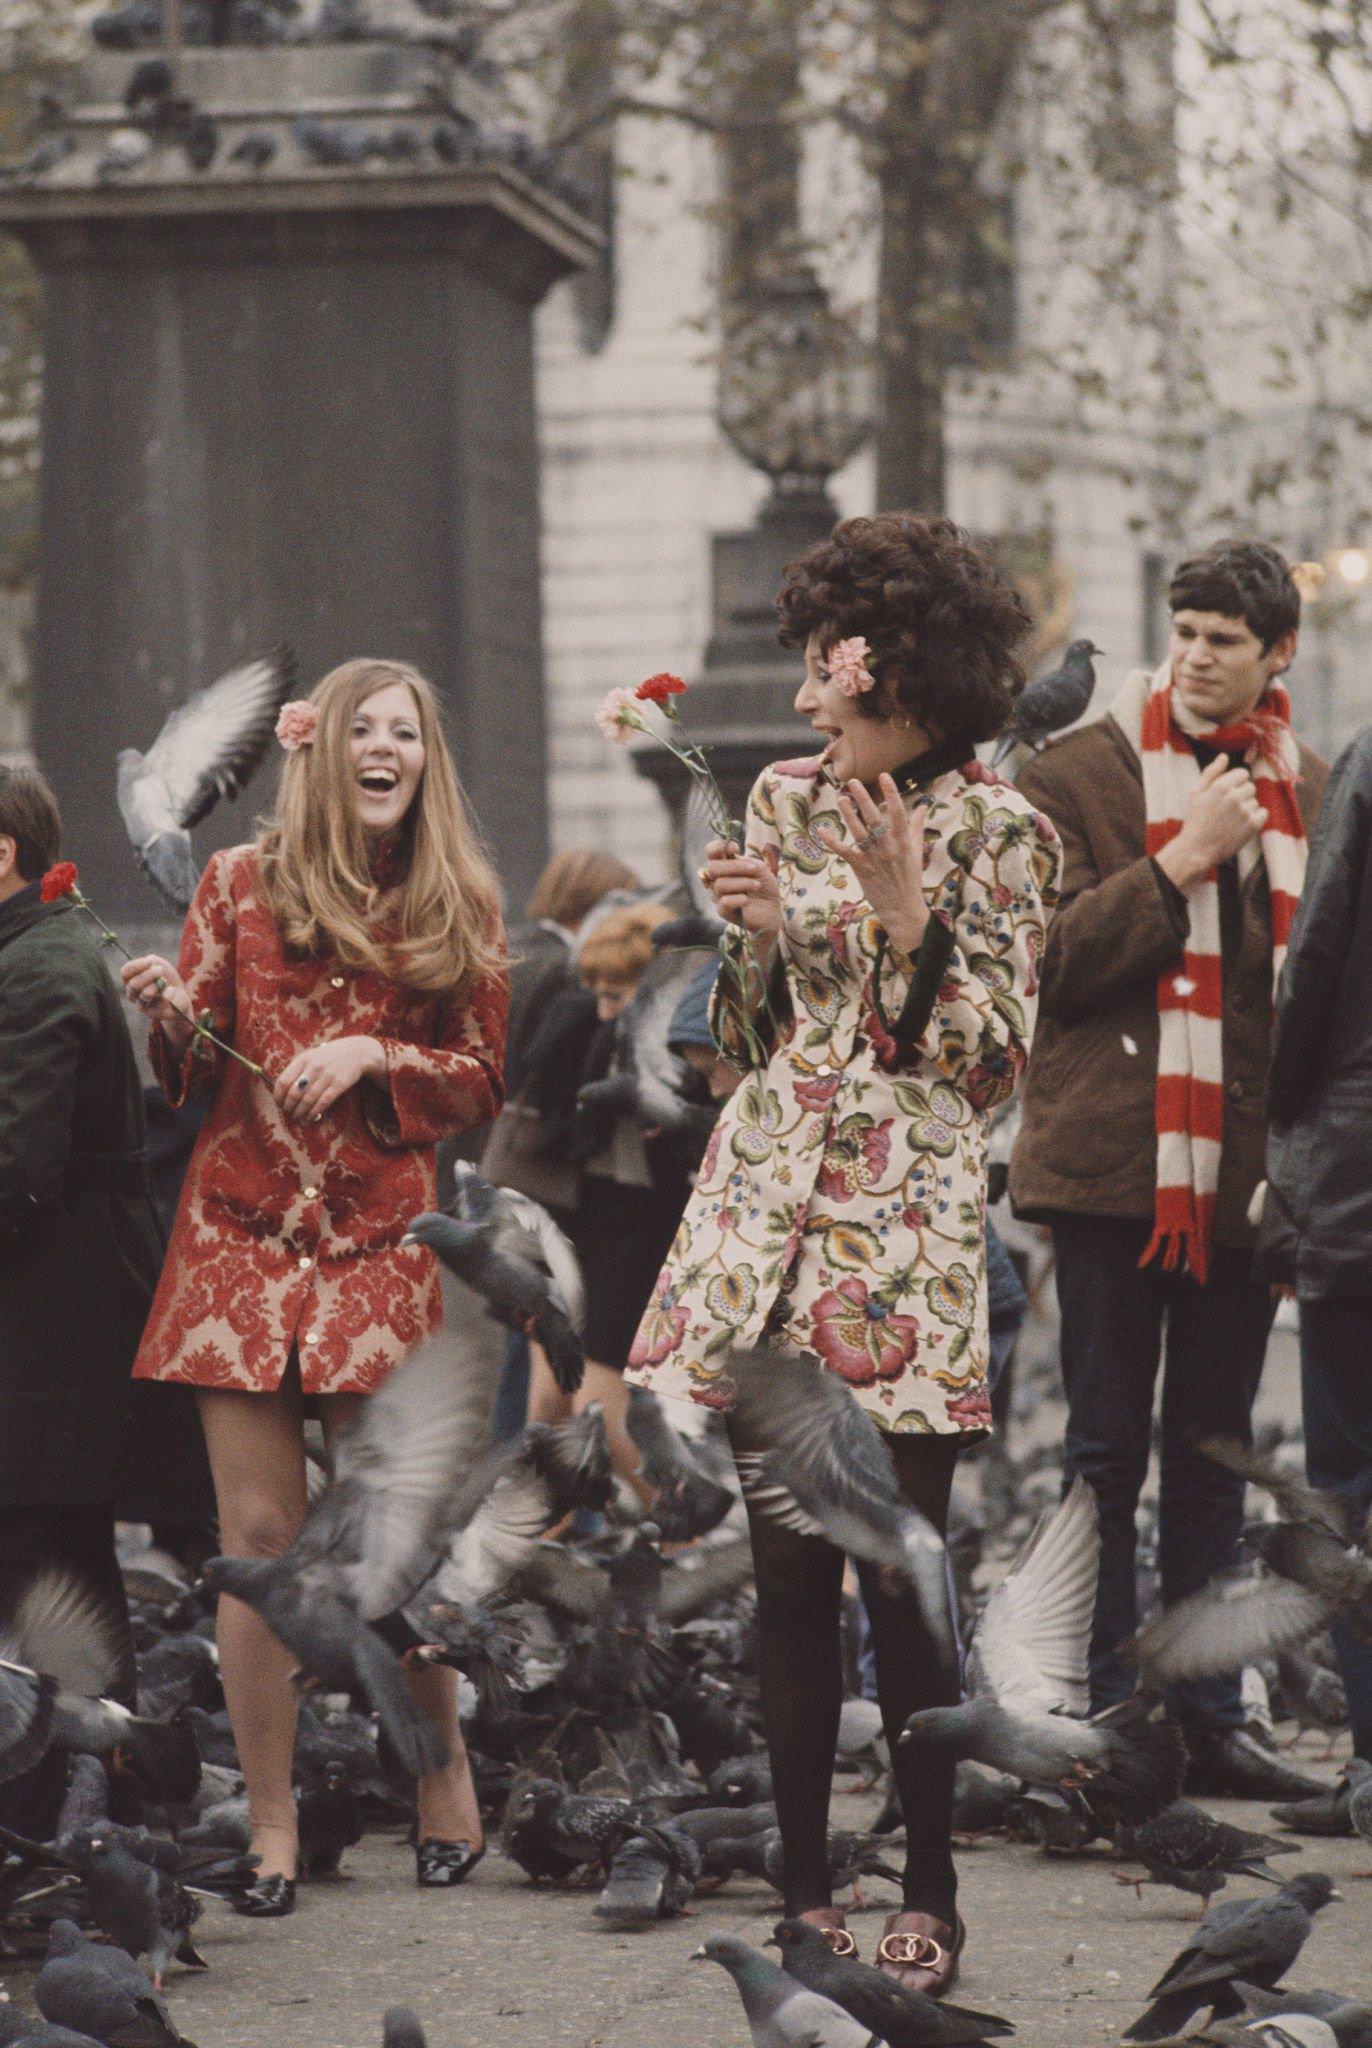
[132,845,507,1395]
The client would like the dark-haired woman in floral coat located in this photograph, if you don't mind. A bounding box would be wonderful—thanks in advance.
[627,513,1061,1995]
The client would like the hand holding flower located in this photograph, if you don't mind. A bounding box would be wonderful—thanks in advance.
[816,773,930,955]
[274,1035,388,1122]
[121,954,195,1048]
[700,837,782,943]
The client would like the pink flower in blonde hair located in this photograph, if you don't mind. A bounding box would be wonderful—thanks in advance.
[275,700,319,751]
[828,636,875,698]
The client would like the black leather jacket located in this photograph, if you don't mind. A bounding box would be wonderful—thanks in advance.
[1268,725,1372,1297]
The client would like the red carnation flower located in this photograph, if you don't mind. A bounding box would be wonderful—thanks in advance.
[40,861,79,902]
[636,672,687,705]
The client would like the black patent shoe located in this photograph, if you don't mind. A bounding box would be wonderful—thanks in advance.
[416,1838,485,1887]
[234,1873,297,1917]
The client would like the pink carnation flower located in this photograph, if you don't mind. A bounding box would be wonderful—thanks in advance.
[275,700,319,751]
[595,687,646,745]
[828,636,875,698]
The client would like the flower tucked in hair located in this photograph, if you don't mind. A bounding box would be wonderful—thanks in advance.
[636,672,687,706]
[827,636,875,698]
[40,861,79,902]
[595,687,647,745]
[275,700,320,751]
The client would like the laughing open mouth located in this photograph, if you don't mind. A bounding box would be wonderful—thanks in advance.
[359,769,399,793]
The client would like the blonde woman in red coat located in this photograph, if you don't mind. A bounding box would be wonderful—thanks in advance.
[122,659,508,1914]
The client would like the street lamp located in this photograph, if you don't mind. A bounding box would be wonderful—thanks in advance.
[632,262,874,828]
[716,262,874,514]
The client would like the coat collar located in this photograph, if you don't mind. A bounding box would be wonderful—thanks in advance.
[0,880,61,953]
[889,737,970,795]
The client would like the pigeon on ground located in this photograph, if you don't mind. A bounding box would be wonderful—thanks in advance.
[0,1574,200,1804]
[1234,1982,1372,2048]
[593,1822,701,1927]
[407,1165,585,1395]
[693,1933,881,2048]
[1131,1442,1372,1684]
[199,1330,517,1780]
[382,2015,427,2048]
[1004,1785,1100,1852]
[990,640,1101,767]
[727,1348,958,1681]
[295,1757,365,1877]
[1115,1800,1299,1909]
[1271,1770,1356,1838]
[1347,1757,1372,1868]
[770,1917,1014,2046]
[625,1387,736,1543]
[0,2017,108,2048]
[901,1478,1185,1829]
[1122,1873,1341,2041]
[57,1825,218,1990]
[35,1920,195,2048]
[706,1753,775,1808]
[500,1776,634,1883]
[1276,1649,1349,1753]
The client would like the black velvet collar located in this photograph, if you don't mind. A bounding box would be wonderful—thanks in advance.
[887,737,968,795]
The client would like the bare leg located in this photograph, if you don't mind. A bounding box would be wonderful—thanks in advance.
[317,1399,481,1851]
[526,1339,572,1427]
[197,1373,309,1881]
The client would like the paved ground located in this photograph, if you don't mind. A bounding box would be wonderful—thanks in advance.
[3,1323,1365,2048]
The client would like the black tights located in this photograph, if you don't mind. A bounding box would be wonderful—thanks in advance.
[735,1430,961,1922]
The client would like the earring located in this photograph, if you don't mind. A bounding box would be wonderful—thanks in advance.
[892,716,913,730]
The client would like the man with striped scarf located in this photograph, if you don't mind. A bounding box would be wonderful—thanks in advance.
[1010,542,1330,1800]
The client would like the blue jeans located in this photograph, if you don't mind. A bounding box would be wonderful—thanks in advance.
[1299,1297,1372,1762]
[1052,1214,1274,1735]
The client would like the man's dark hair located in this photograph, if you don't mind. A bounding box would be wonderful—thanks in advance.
[1169,540,1301,652]
[0,762,61,880]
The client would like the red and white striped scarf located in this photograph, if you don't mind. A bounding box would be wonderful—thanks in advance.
[1112,661,1306,1284]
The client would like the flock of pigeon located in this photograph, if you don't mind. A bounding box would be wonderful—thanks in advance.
[0,645,1368,2045]
[0,1181,1368,2047]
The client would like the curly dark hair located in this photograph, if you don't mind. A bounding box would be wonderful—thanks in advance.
[1169,540,1300,652]
[775,513,1030,750]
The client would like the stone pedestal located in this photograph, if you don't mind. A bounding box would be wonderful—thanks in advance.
[633,482,833,831]
[0,44,598,926]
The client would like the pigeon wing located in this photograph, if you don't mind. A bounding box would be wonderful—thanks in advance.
[1129,1569,1335,1682]
[968,1475,1099,1713]
[729,1350,956,1675]
[141,649,295,830]
[291,1329,504,1619]
[509,1540,609,1620]
[4,1569,125,1698]
[658,1537,755,1625]
[1198,1438,1353,1541]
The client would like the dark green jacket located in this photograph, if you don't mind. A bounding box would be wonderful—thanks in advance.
[0,885,163,1504]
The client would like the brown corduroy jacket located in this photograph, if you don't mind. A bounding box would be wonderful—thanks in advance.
[1009,714,1327,1248]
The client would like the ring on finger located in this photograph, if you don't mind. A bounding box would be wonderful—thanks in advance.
[296,1075,310,1091]
[866,822,889,843]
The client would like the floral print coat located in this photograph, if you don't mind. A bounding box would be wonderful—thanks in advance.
[132,844,507,1396]
[626,751,1061,1435]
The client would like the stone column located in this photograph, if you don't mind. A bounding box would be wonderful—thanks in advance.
[0,43,598,930]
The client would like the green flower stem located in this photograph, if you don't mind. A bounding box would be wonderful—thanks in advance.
[73,888,269,1082]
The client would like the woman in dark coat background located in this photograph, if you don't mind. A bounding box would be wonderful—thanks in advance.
[0,764,163,1700]
[1267,724,1372,1769]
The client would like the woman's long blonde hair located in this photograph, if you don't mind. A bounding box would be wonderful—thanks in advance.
[257,658,504,995]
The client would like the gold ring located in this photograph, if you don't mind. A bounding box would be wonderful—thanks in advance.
[697,865,711,885]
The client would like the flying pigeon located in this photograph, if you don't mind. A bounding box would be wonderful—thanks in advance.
[117,649,295,911]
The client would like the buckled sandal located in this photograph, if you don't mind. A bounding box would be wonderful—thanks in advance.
[797,1906,859,1958]
[875,1911,964,1996]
